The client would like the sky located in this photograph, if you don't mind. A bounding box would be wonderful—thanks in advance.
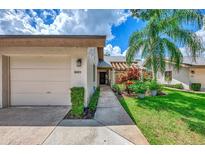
[0,9,204,57]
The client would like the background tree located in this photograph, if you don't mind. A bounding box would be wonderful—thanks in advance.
[126,10,204,80]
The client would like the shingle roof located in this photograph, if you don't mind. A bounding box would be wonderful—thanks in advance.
[104,56,140,65]
[97,60,112,68]
[182,57,205,66]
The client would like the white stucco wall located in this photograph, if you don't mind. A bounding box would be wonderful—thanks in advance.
[157,63,191,89]
[110,69,115,85]
[0,47,92,108]
[86,47,98,106]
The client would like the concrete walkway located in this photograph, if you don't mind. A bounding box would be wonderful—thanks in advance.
[94,85,149,145]
[44,85,148,145]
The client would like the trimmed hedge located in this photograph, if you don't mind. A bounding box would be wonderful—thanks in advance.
[164,83,184,89]
[190,83,201,91]
[88,87,100,112]
[70,87,84,118]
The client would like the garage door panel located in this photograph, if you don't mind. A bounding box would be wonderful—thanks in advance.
[10,56,71,106]
[11,69,69,81]
[10,56,70,69]
[11,81,70,93]
[11,94,69,106]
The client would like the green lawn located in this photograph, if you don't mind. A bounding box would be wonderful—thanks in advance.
[119,88,205,144]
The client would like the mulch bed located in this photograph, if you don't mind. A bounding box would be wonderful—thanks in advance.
[64,107,96,119]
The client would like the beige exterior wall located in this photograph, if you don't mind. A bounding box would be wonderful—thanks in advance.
[0,55,10,108]
[0,47,97,108]
[157,64,191,89]
[0,56,2,108]
[189,68,205,90]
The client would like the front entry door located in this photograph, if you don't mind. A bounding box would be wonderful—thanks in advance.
[100,72,106,84]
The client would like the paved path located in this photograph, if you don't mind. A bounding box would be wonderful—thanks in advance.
[94,85,149,144]
[44,86,148,145]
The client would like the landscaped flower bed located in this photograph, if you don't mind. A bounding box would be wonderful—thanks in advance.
[65,87,100,119]
[112,67,164,99]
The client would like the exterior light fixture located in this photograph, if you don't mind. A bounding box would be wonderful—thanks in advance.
[191,70,195,74]
[77,58,82,67]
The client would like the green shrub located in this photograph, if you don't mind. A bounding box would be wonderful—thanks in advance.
[157,84,164,93]
[112,84,121,94]
[128,82,147,94]
[164,83,184,89]
[88,87,100,112]
[70,87,84,118]
[118,84,126,91]
[147,80,160,90]
[190,83,201,91]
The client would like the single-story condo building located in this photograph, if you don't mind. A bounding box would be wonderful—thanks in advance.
[157,57,205,90]
[0,35,106,108]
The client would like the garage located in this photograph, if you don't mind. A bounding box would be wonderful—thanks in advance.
[10,56,70,106]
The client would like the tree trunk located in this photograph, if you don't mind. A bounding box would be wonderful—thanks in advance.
[149,39,157,81]
[151,64,157,81]
[140,69,144,81]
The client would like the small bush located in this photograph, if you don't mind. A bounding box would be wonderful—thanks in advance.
[112,84,119,92]
[164,83,184,89]
[70,87,84,118]
[147,80,160,90]
[157,84,164,93]
[116,67,141,83]
[125,80,135,94]
[128,82,147,94]
[88,87,100,112]
[112,84,123,94]
[190,83,201,91]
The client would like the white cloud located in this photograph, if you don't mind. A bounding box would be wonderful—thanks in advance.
[104,44,122,56]
[0,9,130,40]
[104,44,130,57]
[122,49,128,56]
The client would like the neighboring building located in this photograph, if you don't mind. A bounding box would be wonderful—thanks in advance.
[0,35,105,108]
[157,57,205,90]
[97,56,142,86]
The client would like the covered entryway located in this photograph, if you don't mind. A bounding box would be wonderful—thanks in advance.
[99,72,106,84]
[97,59,112,86]
[10,56,70,106]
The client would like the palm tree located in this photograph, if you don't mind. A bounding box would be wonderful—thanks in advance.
[126,10,203,80]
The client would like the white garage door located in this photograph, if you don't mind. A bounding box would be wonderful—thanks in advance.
[10,56,70,106]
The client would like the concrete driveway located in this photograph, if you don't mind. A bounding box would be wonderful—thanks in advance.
[0,106,69,144]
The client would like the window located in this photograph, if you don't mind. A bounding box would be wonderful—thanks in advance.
[93,64,95,82]
[165,71,172,81]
